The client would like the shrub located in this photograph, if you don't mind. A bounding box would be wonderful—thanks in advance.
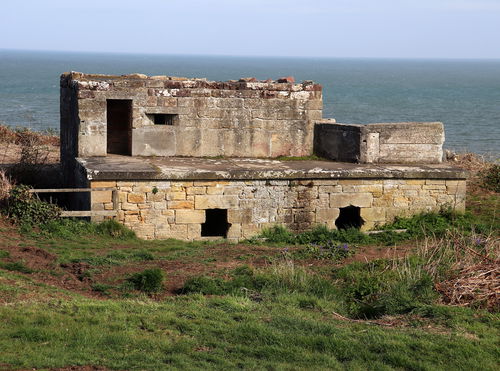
[95,220,136,239]
[127,268,165,293]
[5,185,60,226]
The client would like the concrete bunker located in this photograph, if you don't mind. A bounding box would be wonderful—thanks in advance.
[60,72,467,241]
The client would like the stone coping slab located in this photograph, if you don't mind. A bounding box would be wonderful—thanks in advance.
[77,156,468,181]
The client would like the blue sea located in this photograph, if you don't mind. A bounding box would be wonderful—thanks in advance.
[0,50,498,157]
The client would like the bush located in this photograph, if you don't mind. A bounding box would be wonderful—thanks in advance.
[5,185,60,226]
[127,268,165,293]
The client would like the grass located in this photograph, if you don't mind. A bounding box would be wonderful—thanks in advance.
[0,157,497,369]
[0,287,498,370]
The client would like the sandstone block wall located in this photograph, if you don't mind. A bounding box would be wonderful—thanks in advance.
[314,122,445,164]
[60,72,322,161]
[90,178,466,241]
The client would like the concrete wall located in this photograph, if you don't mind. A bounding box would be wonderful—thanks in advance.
[60,72,322,159]
[314,122,445,164]
[90,178,466,241]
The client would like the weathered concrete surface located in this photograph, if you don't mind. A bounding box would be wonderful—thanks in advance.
[60,72,322,162]
[314,122,445,164]
[77,155,468,182]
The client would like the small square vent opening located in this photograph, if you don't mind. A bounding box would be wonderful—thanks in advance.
[201,209,231,238]
[335,205,365,230]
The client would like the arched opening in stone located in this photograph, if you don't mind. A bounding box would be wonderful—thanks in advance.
[201,209,231,237]
[335,205,364,230]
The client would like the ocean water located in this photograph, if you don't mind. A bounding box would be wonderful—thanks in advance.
[0,50,498,157]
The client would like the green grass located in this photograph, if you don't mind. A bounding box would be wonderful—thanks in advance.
[251,208,494,247]
[0,187,497,369]
[0,293,497,370]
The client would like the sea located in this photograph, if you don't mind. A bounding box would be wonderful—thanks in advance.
[0,50,498,158]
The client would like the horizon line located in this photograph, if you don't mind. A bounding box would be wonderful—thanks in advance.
[2,47,500,61]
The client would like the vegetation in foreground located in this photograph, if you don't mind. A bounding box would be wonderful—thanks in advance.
[0,153,498,370]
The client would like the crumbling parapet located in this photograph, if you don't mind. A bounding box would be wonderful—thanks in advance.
[60,72,323,163]
[314,122,445,164]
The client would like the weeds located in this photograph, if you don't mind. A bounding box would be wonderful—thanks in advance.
[127,268,165,293]
[0,261,33,274]
[252,209,488,247]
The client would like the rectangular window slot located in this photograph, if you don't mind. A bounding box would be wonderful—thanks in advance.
[147,113,177,126]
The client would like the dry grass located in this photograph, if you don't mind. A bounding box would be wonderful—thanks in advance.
[0,169,14,202]
[0,124,59,146]
[415,230,499,310]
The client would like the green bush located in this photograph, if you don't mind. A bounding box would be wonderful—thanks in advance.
[5,185,60,226]
[127,268,165,293]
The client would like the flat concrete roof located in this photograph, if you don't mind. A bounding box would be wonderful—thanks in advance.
[77,156,468,181]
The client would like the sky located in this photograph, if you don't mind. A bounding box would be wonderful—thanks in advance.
[1,0,499,58]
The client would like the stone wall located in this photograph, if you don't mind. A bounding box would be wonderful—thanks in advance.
[60,72,322,159]
[90,178,466,241]
[314,122,445,164]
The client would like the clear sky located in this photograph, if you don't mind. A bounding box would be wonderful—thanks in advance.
[1,0,499,58]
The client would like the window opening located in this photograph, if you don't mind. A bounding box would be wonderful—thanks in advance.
[335,205,364,230]
[201,209,230,237]
[147,113,177,125]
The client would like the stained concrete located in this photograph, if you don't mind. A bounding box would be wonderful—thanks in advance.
[77,155,468,181]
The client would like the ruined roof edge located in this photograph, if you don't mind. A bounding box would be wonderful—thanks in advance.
[60,71,322,92]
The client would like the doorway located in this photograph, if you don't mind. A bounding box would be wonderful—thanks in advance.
[107,99,132,155]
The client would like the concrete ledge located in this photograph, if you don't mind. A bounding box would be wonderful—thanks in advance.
[314,122,445,164]
[77,156,468,181]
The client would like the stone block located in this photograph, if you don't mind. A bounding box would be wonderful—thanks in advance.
[91,181,116,188]
[360,207,386,222]
[227,224,242,239]
[92,191,112,204]
[330,193,373,208]
[147,192,165,202]
[228,209,253,224]
[176,210,205,224]
[195,195,239,209]
[187,224,202,240]
[315,208,340,223]
[169,200,194,209]
[186,186,206,195]
[128,193,146,203]
[206,185,225,195]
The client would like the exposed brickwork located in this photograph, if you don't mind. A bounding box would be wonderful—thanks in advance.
[90,178,466,241]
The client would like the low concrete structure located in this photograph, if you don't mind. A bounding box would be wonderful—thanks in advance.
[60,72,467,241]
[314,122,445,164]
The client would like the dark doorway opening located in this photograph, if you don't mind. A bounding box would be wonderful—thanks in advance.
[201,209,230,237]
[107,99,132,155]
[335,205,364,230]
